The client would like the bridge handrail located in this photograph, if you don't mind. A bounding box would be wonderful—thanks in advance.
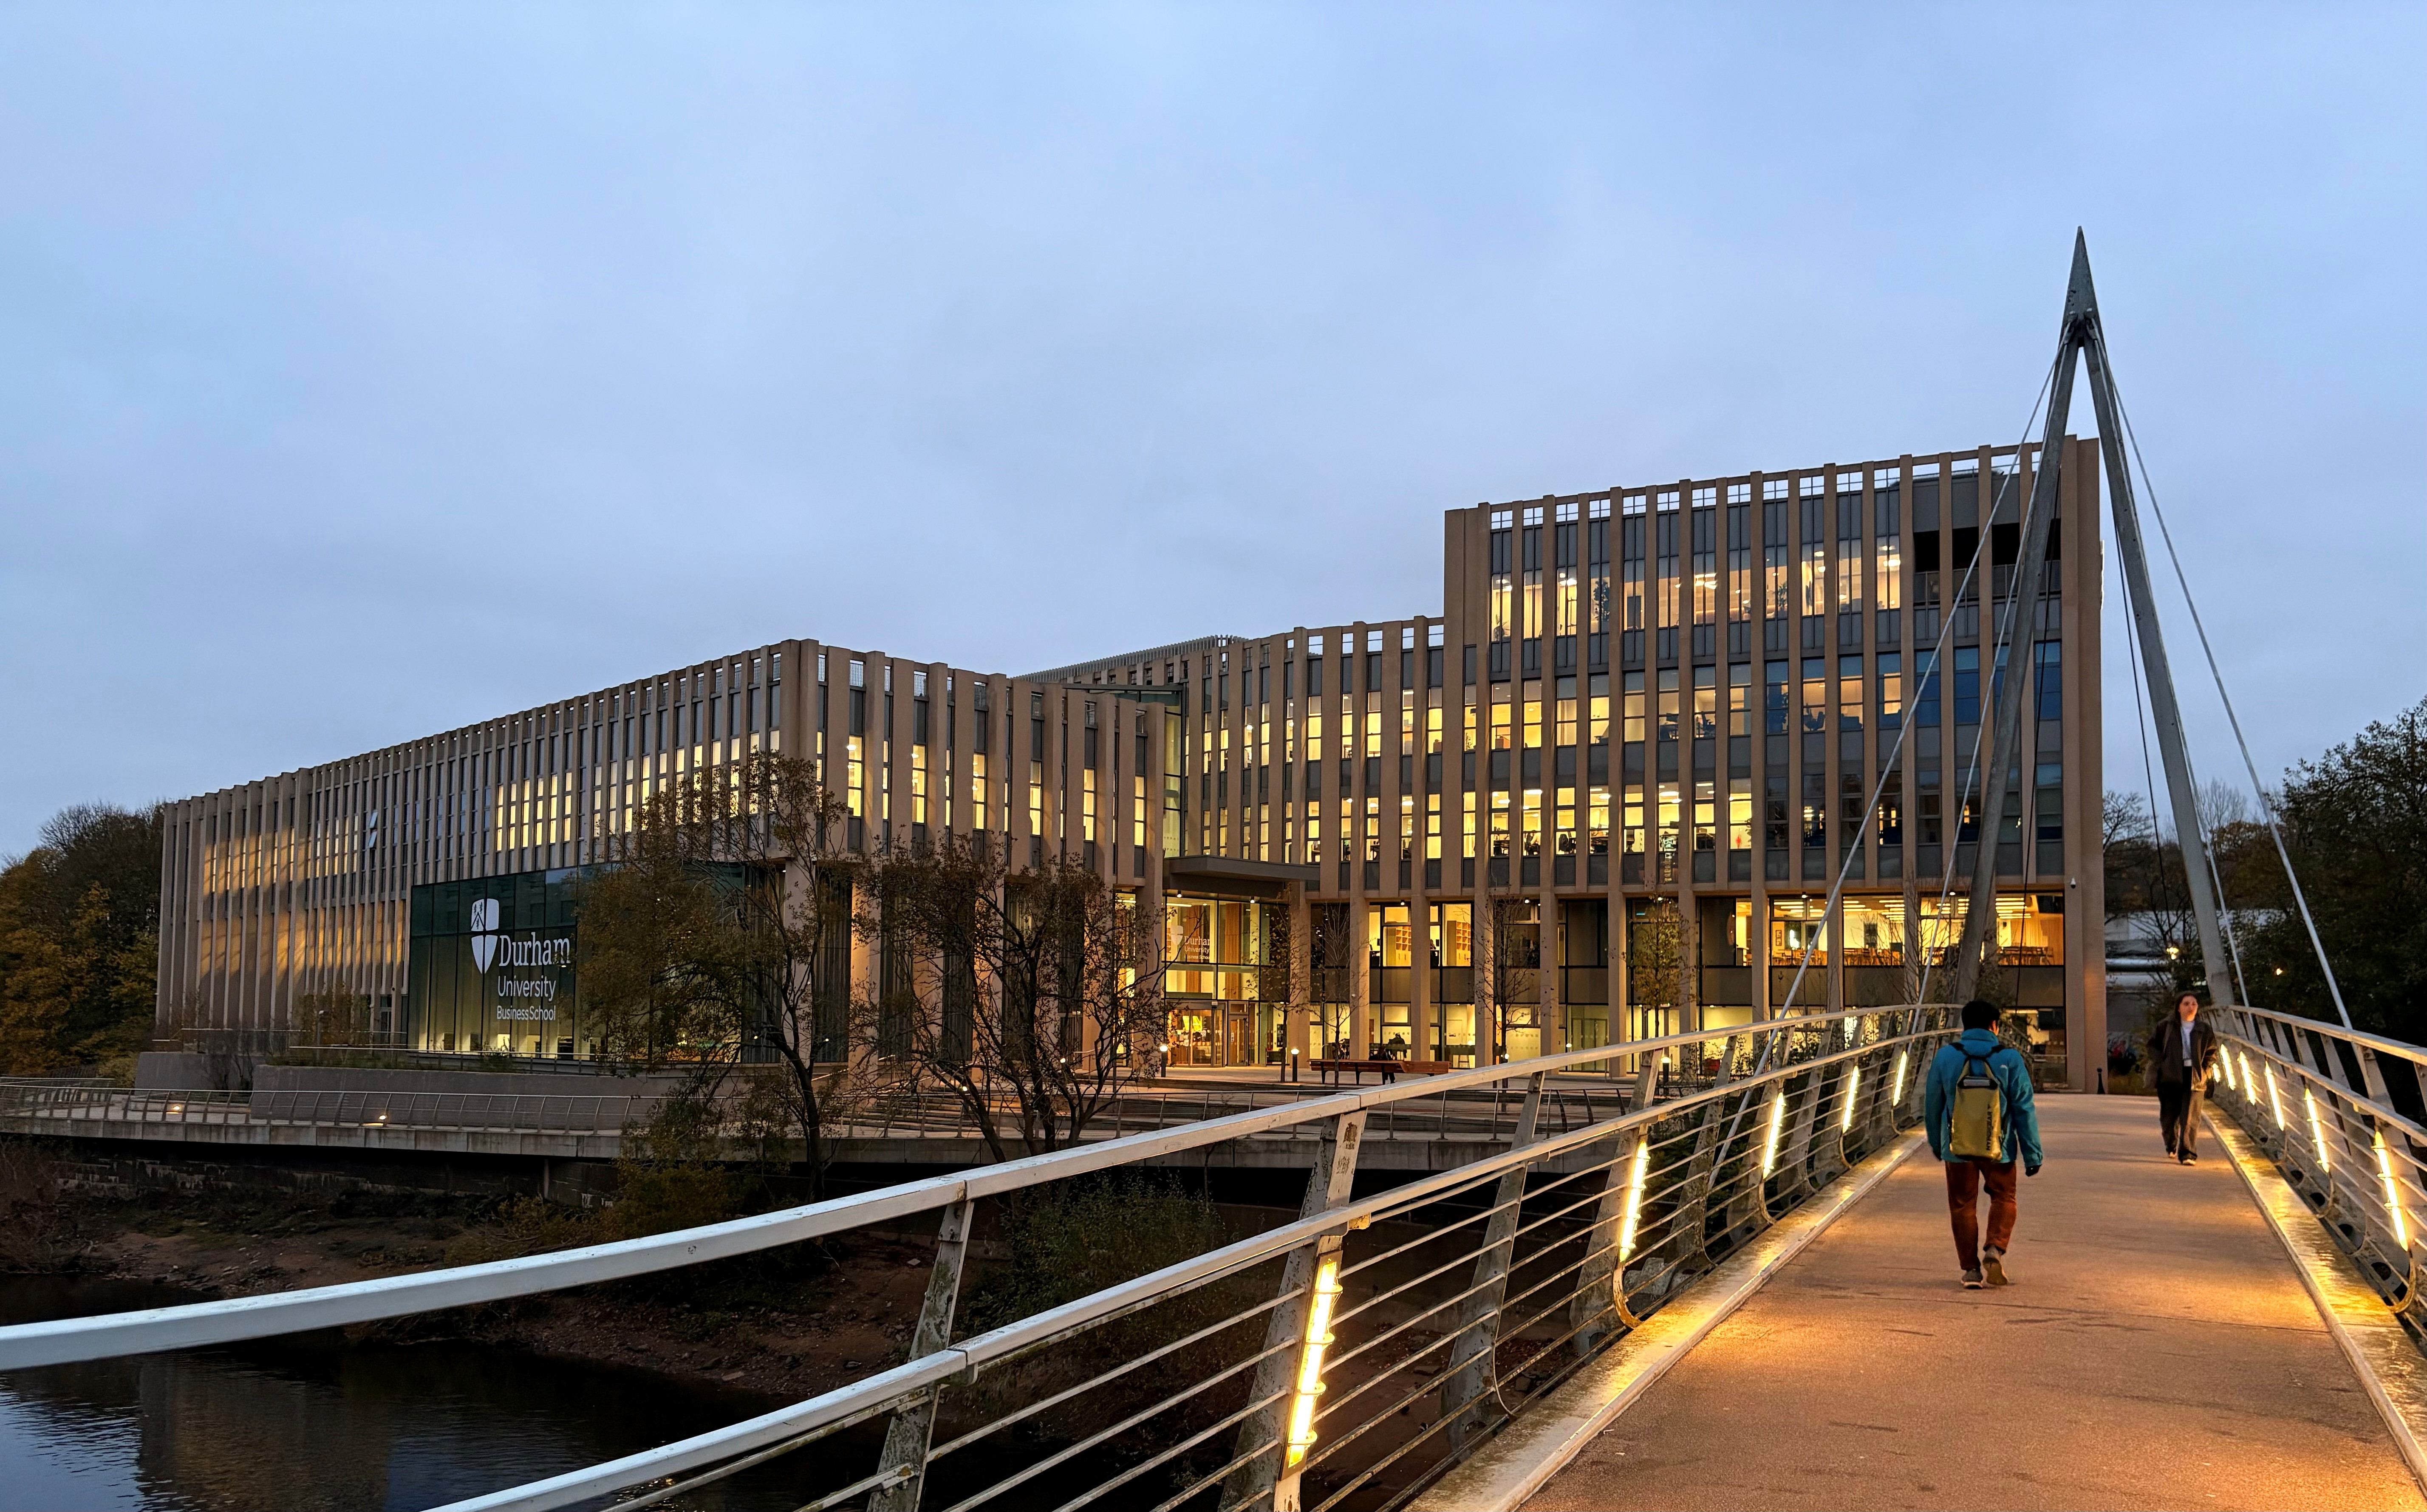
[2206,1003,2427,1319]
[2223,1002,2427,1075]
[0,1082,669,1134]
[0,1003,1895,1372]
[433,1008,1955,1512]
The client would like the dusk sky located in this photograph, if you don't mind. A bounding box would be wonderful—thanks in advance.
[4,5,2421,855]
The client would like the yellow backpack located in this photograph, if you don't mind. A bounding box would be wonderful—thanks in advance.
[1947,1053,2006,1161]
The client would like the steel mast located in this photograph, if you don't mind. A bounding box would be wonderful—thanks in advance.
[1951,231,2231,1006]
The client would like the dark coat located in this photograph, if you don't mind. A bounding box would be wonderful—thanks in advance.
[2147,1016,2219,1089]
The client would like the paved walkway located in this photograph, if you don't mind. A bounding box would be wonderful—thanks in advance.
[1525,1096,2422,1512]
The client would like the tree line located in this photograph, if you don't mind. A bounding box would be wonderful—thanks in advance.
[0,803,164,1074]
[2105,692,2427,1041]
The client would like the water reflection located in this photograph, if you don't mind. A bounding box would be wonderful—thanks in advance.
[0,1278,813,1512]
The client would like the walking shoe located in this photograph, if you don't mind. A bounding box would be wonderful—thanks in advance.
[1962,1266,1985,1289]
[1981,1249,2009,1287]
[2180,1152,2198,1166]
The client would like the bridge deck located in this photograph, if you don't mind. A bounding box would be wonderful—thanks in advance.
[1527,1096,2422,1512]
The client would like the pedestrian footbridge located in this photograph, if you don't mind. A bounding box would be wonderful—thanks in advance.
[1492,1094,2425,1512]
[4,1003,2422,1512]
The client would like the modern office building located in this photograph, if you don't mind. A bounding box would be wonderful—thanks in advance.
[155,438,2106,1088]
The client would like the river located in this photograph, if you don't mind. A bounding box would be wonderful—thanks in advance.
[0,1277,823,1512]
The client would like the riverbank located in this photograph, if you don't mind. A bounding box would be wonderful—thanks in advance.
[3,1143,940,1405]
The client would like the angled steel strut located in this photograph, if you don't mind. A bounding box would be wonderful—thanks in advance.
[1952,231,2231,1007]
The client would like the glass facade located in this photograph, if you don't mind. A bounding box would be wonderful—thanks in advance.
[1163,893,1286,1066]
[158,441,2100,1088]
[407,867,590,1058]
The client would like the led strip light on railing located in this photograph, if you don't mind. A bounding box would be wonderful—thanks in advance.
[1284,1252,1344,1469]
[1618,1139,1652,1260]
[2305,1088,2332,1173]
[1759,1091,1786,1180]
[2375,1130,2412,1251]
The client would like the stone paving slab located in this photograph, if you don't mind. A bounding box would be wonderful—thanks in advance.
[1524,1095,2422,1512]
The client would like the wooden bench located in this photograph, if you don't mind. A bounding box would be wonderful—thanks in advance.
[1310,1058,1455,1085]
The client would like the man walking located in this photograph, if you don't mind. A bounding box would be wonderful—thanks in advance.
[2147,991,2219,1164]
[1925,1000,2044,1289]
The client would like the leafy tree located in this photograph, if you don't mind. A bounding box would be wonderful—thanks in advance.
[2235,696,2427,1040]
[863,834,1169,1161]
[0,803,163,1073]
[573,752,858,1193]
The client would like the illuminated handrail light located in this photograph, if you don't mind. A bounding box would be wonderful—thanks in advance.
[1890,1049,1910,1108]
[2237,1051,2257,1109]
[2376,1130,2412,1251]
[2265,1063,2288,1131]
[1839,1066,1861,1133]
[2305,1088,2331,1172]
[2219,1050,2237,1094]
[1284,1252,1343,1468]
[1760,1090,1786,1179]
[1617,1139,1652,1262]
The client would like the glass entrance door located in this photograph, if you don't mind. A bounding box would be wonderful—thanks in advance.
[1169,1008,1216,1066]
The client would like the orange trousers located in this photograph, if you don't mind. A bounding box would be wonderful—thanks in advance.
[1943,1156,2018,1269]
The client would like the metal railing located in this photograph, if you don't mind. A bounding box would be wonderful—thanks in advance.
[0,1005,1957,1512]
[2209,1004,2427,1311]
[0,1082,668,1136]
[0,1078,1649,1149]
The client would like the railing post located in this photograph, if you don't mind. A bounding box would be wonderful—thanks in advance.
[1228,1109,1368,1512]
[1705,1032,1776,1237]
[1443,1072,1546,1456]
[1570,1054,1663,1358]
[869,1195,977,1512]
[1652,1037,1743,1283]
[1808,1032,1857,1186]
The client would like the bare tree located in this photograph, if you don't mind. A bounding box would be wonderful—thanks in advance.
[2196,778,2252,837]
[1474,889,1542,1063]
[290,984,373,1047]
[1626,898,1686,1038]
[866,835,1171,1161]
[2102,788,2150,854]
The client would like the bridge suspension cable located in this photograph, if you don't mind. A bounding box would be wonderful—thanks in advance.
[2099,340,2354,1028]
[1766,349,2059,1027]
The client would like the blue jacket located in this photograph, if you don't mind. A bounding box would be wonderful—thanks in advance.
[1923,1028,2043,1170]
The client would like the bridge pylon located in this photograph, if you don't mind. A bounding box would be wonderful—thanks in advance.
[1952,230,2233,1008]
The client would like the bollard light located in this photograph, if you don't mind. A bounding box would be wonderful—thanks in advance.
[2305,1088,2331,1173]
[1840,1066,1861,1133]
[2376,1130,2412,1251]
[1284,1252,1343,1467]
[1761,1089,1787,1179]
[1618,1139,1652,1262]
